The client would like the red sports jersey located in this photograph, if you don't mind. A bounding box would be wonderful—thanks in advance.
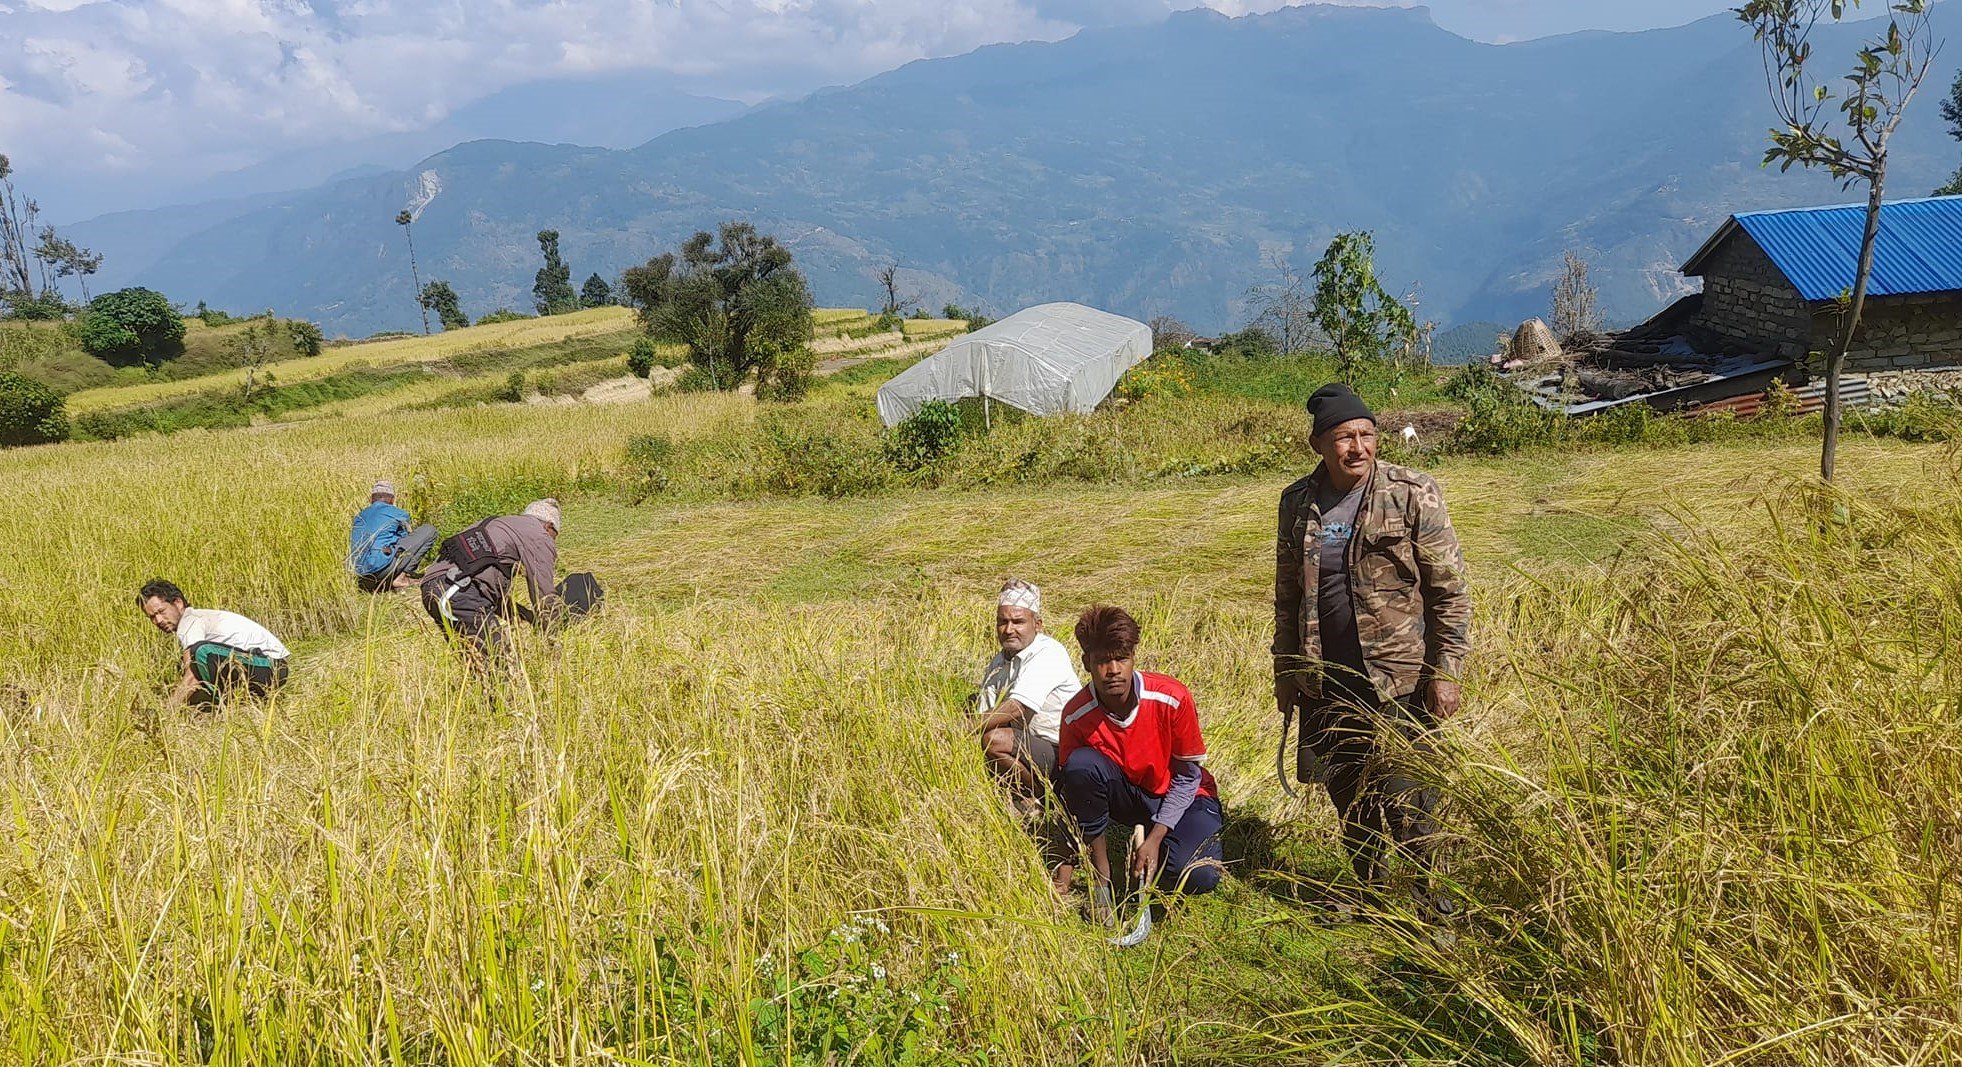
[1057,671,1218,798]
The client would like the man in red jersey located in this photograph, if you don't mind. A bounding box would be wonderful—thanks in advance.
[1056,605,1224,903]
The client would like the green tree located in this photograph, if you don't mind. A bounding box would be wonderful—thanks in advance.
[79,288,186,367]
[395,209,430,335]
[580,272,613,308]
[32,227,101,303]
[0,371,68,447]
[1737,0,1939,482]
[1936,67,1962,195]
[288,318,324,357]
[419,281,468,331]
[532,230,578,315]
[620,222,814,396]
[229,318,279,402]
[1309,232,1418,381]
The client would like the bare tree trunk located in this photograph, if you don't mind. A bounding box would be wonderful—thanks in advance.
[1825,160,1887,483]
[405,223,430,335]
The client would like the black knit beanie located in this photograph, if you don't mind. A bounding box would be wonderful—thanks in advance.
[1306,382,1375,438]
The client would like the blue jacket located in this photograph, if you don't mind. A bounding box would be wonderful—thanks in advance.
[349,501,412,575]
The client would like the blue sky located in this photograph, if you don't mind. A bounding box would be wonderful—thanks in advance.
[1,0,1739,220]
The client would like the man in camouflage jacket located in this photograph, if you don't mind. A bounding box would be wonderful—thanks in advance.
[1273,383,1471,914]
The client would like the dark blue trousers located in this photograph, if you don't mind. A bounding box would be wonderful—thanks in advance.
[1060,746,1224,895]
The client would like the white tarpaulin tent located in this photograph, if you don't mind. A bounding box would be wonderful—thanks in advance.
[875,302,1153,427]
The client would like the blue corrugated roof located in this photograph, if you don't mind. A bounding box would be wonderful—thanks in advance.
[1680,195,1962,302]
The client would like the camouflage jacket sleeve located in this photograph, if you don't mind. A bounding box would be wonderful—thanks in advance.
[1271,479,1307,674]
[1410,473,1471,680]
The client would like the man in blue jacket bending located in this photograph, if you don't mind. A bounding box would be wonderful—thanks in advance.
[349,480,437,592]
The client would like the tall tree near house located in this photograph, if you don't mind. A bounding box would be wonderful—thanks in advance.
[532,230,578,316]
[1737,0,1938,482]
[1550,251,1601,343]
[395,210,430,335]
[1308,231,1418,382]
[1936,68,1962,194]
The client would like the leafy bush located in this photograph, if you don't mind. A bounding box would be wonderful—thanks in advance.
[870,311,904,333]
[78,288,185,367]
[475,309,531,326]
[674,365,722,393]
[884,399,963,471]
[754,348,817,403]
[2,291,72,321]
[748,916,981,1066]
[0,372,69,446]
[1115,355,1196,402]
[757,412,894,498]
[627,337,659,379]
[194,301,241,327]
[496,371,529,403]
[288,319,324,357]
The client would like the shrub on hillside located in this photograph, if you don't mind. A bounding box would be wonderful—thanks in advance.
[288,319,324,357]
[754,348,817,403]
[627,337,659,378]
[884,399,963,471]
[1,291,72,321]
[78,288,185,367]
[475,309,531,326]
[756,411,894,498]
[1115,355,1195,402]
[0,372,69,446]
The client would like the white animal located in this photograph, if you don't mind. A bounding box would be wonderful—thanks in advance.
[1401,424,1419,445]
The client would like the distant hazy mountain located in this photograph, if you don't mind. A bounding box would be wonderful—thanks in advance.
[75,3,1960,337]
[47,72,745,227]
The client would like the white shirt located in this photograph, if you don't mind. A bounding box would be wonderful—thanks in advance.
[175,608,291,660]
[979,631,1081,744]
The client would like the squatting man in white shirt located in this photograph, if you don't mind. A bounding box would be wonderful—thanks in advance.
[136,578,292,711]
[973,578,1084,895]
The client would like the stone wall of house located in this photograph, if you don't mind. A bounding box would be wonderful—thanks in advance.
[1689,233,1813,356]
[1862,366,1962,406]
[1816,292,1962,374]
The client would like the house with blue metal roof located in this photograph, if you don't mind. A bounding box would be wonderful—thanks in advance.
[1680,196,1962,374]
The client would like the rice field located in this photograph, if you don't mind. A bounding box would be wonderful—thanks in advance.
[1,378,1956,1063]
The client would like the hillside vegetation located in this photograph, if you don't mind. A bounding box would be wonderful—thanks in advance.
[32,308,967,440]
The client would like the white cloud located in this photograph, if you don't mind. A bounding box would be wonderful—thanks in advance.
[0,0,1736,217]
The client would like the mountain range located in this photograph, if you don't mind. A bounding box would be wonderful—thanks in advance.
[63,3,1962,337]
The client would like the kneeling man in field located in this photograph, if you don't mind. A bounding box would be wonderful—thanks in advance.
[349,479,437,592]
[136,578,292,710]
[973,579,1081,892]
[1057,605,1224,906]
